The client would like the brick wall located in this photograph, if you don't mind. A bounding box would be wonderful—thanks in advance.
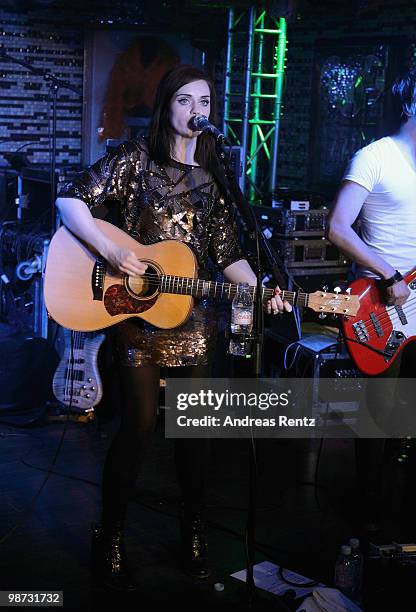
[0,8,84,168]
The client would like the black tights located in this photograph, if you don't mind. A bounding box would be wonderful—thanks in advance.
[102,364,211,528]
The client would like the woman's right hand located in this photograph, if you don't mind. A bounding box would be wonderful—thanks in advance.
[101,241,148,277]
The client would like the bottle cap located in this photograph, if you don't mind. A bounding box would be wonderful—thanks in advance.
[341,545,351,555]
[349,538,360,549]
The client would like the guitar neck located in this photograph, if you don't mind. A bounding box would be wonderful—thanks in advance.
[159,276,308,307]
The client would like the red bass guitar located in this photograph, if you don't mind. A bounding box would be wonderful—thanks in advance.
[341,268,416,375]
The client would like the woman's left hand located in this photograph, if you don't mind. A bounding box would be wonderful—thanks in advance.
[266,287,293,315]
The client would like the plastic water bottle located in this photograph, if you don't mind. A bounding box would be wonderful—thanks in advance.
[349,538,363,603]
[229,282,253,357]
[334,544,355,599]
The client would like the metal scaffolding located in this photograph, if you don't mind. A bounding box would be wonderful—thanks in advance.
[222,7,287,202]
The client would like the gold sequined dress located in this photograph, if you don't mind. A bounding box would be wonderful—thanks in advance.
[59,137,244,367]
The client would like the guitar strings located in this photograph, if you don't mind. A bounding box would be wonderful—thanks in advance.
[65,330,77,404]
[125,270,329,301]
[125,269,415,325]
[64,330,72,403]
[353,294,416,329]
[125,268,415,343]
[123,271,303,301]
[64,330,70,401]
[64,329,84,407]
[125,272,275,295]
[348,294,416,342]
[124,272,362,311]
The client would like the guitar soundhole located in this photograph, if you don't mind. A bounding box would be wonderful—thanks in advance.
[125,263,160,299]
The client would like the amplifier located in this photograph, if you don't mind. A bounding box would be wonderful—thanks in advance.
[251,204,330,238]
[279,238,349,268]
[281,209,329,237]
[310,346,362,427]
[288,266,350,279]
[270,188,329,210]
[0,332,57,413]
[284,335,362,426]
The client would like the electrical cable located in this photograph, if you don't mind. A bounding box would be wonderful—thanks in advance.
[283,340,301,370]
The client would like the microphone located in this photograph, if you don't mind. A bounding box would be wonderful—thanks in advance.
[189,114,227,143]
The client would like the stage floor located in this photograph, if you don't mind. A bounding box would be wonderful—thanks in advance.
[0,405,415,611]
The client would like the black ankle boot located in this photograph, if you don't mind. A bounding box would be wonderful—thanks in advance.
[91,522,137,591]
[181,512,211,579]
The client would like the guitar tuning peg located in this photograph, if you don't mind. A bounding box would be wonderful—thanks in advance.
[322,285,328,292]
[318,312,327,319]
[334,286,341,294]
[346,288,352,295]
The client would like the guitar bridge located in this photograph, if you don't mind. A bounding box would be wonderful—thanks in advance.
[352,319,369,342]
[92,257,106,301]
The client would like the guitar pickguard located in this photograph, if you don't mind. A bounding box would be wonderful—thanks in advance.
[104,284,157,316]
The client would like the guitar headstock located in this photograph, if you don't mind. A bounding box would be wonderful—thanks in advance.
[308,289,360,317]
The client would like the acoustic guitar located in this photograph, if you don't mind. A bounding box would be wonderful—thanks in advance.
[44,220,360,332]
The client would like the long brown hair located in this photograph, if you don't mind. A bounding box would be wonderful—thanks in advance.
[148,64,219,172]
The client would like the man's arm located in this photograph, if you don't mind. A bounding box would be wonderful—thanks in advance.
[326,180,410,305]
[326,181,395,279]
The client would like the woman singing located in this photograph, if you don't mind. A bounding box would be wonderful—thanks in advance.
[56,64,289,591]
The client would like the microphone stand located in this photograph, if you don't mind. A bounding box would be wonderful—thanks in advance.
[0,45,82,236]
[213,140,291,611]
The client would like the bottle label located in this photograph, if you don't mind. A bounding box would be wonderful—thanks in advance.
[233,311,252,325]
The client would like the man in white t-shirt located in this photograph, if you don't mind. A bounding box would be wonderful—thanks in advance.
[327,69,416,532]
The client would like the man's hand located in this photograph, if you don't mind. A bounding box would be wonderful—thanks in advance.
[266,287,293,315]
[384,280,411,306]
